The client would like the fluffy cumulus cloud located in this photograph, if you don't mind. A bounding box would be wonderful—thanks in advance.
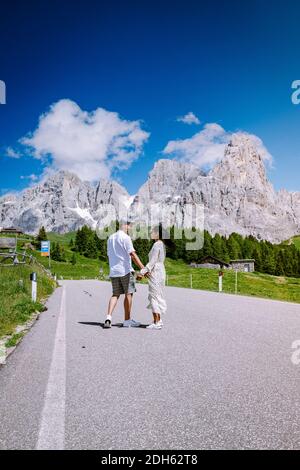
[19,99,150,181]
[163,123,228,167]
[163,124,273,169]
[177,111,200,125]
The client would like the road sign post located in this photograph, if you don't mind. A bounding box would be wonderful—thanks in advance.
[41,240,51,269]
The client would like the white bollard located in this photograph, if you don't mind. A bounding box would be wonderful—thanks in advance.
[235,270,238,294]
[218,271,223,293]
[30,272,37,302]
[190,273,193,289]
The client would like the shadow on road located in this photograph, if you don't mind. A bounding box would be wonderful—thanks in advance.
[78,321,148,329]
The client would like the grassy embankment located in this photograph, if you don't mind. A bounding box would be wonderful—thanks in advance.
[0,263,55,340]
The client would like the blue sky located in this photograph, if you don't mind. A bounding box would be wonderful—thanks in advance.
[0,0,300,195]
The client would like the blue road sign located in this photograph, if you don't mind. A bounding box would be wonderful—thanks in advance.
[41,241,50,253]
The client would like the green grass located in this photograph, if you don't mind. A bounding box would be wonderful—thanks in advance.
[163,258,300,303]
[5,332,25,348]
[38,232,109,279]
[0,264,55,338]
[47,231,77,246]
[292,236,300,250]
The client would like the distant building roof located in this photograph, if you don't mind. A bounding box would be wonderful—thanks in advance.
[0,227,23,234]
[199,255,230,267]
[230,259,255,263]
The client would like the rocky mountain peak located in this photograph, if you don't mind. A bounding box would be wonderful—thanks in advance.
[0,136,299,242]
[210,132,272,192]
[135,159,203,203]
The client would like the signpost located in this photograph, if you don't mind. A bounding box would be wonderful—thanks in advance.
[41,240,51,269]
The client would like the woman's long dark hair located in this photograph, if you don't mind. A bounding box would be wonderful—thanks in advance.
[151,224,174,250]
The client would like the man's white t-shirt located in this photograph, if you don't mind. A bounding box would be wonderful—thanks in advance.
[107,230,135,278]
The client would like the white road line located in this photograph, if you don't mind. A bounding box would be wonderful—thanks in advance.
[36,286,66,450]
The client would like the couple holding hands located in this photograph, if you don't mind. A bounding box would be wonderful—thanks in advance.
[104,221,167,330]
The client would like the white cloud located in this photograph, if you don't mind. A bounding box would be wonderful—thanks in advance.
[163,123,228,167]
[177,112,200,125]
[20,174,38,182]
[6,147,21,159]
[163,124,273,169]
[19,99,150,181]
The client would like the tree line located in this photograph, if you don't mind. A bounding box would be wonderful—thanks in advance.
[36,225,300,278]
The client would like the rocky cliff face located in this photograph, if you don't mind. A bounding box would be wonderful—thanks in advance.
[132,133,300,241]
[0,171,130,234]
[0,133,299,242]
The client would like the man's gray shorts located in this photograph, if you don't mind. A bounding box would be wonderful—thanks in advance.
[110,272,136,297]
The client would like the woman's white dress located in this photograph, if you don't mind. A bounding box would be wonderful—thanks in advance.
[141,240,167,315]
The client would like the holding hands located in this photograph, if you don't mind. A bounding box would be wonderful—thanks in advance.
[136,268,150,280]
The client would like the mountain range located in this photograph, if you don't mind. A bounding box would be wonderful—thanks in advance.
[1,133,299,243]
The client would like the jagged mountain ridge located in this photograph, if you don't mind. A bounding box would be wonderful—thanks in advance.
[0,171,130,234]
[0,133,299,242]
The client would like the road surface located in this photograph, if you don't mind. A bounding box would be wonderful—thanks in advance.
[0,280,300,450]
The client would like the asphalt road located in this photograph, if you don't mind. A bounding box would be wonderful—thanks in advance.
[0,280,300,450]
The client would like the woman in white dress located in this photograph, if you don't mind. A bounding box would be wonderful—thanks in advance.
[140,226,167,330]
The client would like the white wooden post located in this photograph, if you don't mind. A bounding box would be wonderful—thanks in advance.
[30,272,37,302]
[190,273,193,289]
[235,270,238,294]
[166,274,168,286]
[218,272,223,293]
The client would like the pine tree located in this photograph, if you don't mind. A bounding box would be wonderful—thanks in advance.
[242,237,254,259]
[265,251,276,275]
[94,233,107,261]
[35,226,48,248]
[36,226,47,242]
[252,247,262,272]
[202,231,213,257]
[275,250,285,276]
[51,242,66,262]
[221,236,230,263]
[71,252,77,265]
[227,235,241,260]
[212,234,224,260]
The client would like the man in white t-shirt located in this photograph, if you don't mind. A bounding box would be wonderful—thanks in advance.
[104,221,146,328]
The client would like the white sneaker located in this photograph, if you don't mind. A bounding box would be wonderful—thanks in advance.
[123,319,141,328]
[157,320,163,327]
[146,323,162,330]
